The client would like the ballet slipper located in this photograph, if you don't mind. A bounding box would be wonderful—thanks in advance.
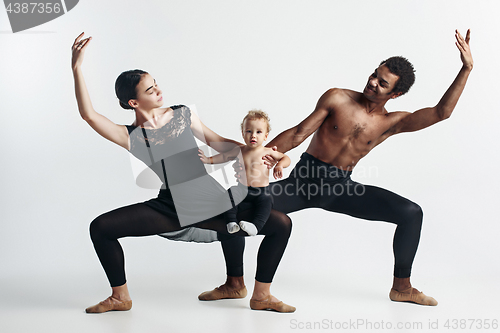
[250,295,296,313]
[198,285,247,301]
[389,287,438,306]
[85,296,132,313]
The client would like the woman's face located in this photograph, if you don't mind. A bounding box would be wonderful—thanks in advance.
[132,73,163,110]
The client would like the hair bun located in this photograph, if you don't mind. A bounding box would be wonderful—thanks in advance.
[119,100,133,110]
[115,69,148,111]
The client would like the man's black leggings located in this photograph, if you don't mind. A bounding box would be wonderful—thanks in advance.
[221,152,423,278]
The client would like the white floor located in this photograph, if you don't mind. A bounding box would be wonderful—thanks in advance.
[1,275,498,333]
[0,224,500,333]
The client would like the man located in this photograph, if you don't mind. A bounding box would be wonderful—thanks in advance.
[199,29,472,309]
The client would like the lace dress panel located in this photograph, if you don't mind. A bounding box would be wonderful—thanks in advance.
[128,105,191,152]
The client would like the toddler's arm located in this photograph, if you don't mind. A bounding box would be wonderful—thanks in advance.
[198,146,241,164]
[266,149,291,179]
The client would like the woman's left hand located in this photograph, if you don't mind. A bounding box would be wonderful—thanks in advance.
[198,149,210,163]
[72,32,92,71]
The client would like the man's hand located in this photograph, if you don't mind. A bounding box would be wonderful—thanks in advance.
[392,29,474,134]
[262,146,278,169]
[456,29,473,70]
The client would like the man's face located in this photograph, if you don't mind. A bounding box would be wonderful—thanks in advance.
[363,64,401,102]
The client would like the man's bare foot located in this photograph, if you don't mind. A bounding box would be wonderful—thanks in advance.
[390,277,437,306]
[249,280,295,312]
[392,277,412,291]
[251,291,281,303]
[389,287,438,306]
[198,276,247,301]
[250,295,296,313]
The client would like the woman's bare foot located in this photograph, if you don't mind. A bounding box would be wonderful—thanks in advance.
[85,296,132,313]
[85,283,133,313]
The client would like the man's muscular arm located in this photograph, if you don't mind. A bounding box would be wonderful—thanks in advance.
[392,29,473,135]
[266,89,335,153]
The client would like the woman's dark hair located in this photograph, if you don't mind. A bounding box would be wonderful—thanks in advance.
[115,69,148,110]
[379,56,415,96]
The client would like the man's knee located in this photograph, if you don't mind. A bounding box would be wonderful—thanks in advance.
[405,202,423,226]
[272,212,292,237]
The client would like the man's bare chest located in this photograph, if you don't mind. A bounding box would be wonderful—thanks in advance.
[328,111,390,142]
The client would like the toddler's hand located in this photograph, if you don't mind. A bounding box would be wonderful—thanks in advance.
[273,165,283,179]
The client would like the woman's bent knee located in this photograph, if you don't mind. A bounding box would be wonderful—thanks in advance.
[89,215,110,242]
[275,213,292,238]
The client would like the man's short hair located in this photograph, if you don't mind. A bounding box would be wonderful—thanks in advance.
[380,56,415,95]
[241,109,271,133]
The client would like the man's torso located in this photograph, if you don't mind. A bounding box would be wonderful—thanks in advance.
[306,89,406,170]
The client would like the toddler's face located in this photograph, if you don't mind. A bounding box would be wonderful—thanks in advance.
[241,118,269,147]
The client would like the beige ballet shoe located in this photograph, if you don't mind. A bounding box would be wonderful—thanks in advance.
[198,285,247,301]
[389,287,438,306]
[85,296,132,313]
[250,295,296,313]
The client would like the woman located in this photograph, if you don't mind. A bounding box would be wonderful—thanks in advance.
[72,33,294,313]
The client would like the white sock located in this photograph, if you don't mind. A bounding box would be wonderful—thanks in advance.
[227,222,240,234]
[239,221,258,236]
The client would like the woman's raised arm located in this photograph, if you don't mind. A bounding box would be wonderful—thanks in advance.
[72,33,129,150]
[190,110,242,152]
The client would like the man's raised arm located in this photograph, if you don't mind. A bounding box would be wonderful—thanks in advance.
[393,29,473,134]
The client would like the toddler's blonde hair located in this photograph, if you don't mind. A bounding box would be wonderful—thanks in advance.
[240,109,271,133]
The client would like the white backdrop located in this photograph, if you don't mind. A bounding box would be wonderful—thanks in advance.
[1,1,499,332]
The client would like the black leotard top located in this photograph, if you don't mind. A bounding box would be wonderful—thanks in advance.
[126,105,207,188]
[125,105,232,241]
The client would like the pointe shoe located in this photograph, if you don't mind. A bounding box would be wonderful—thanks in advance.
[389,287,438,306]
[250,295,296,313]
[85,296,132,313]
[198,285,247,301]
